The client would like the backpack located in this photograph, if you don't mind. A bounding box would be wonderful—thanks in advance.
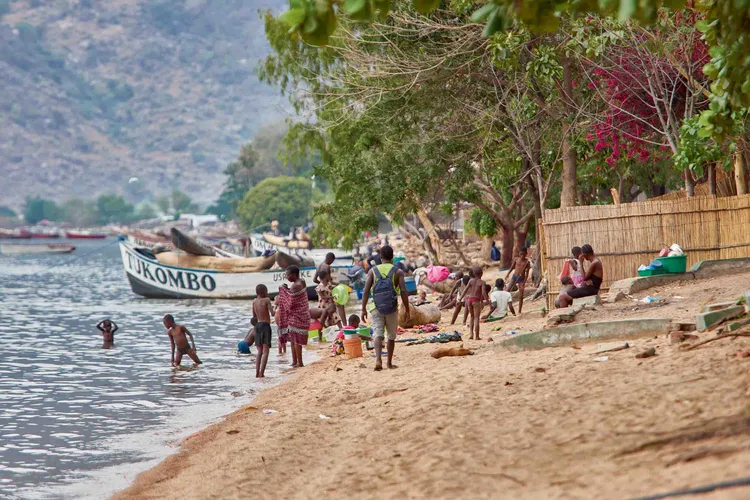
[372,265,398,315]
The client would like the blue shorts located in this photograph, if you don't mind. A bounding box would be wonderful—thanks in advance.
[511,275,526,285]
[237,340,251,354]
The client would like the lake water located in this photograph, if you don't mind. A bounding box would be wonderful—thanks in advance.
[0,238,312,499]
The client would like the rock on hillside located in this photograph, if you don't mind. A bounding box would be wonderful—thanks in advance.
[0,0,286,210]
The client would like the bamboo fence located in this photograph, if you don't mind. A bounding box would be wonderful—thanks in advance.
[541,194,750,309]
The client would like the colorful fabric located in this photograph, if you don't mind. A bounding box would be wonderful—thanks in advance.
[316,281,340,325]
[406,331,462,346]
[277,285,311,344]
[426,265,450,283]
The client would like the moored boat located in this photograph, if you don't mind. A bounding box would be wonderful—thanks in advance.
[170,227,216,256]
[65,230,107,239]
[119,242,351,299]
[0,229,32,239]
[251,233,356,265]
[0,243,76,255]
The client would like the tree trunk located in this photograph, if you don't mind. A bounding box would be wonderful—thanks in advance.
[684,168,695,198]
[480,237,493,262]
[559,57,577,208]
[708,162,716,196]
[500,226,514,269]
[416,209,443,264]
[735,151,748,195]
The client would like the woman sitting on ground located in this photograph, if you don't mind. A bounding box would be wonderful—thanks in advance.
[557,244,603,308]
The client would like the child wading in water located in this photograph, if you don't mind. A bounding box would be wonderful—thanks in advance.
[460,266,488,340]
[505,247,532,314]
[96,319,118,348]
[163,314,202,367]
[252,284,274,378]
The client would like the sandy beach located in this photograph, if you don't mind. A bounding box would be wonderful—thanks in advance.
[113,272,750,499]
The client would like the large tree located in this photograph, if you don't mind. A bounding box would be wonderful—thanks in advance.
[237,176,315,233]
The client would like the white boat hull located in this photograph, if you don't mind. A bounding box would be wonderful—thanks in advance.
[0,243,76,255]
[120,242,351,299]
[251,234,356,265]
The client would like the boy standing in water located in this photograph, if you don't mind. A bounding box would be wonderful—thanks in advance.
[504,247,532,314]
[459,266,488,340]
[96,319,118,348]
[163,314,203,367]
[252,284,274,378]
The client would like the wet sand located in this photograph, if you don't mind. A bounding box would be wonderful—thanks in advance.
[113,274,750,499]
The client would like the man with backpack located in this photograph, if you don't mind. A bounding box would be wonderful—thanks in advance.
[361,245,410,371]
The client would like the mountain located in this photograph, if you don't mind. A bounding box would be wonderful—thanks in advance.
[0,0,287,211]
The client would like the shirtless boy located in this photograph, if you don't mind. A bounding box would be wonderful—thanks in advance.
[96,319,118,348]
[314,252,336,284]
[252,284,274,378]
[163,314,202,367]
[459,266,488,340]
[505,247,531,314]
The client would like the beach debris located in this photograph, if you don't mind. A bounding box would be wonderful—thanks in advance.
[226,429,240,435]
[487,337,494,342]
[406,331,461,346]
[684,332,750,350]
[593,356,609,362]
[374,388,408,398]
[243,405,258,412]
[696,306,746,331]
[737,350,750,358]
[670,331,699,344]
[635,347,657,359]
[505,330,519,336]
[431,345,473,358]
[504,381,513,386]
[319,414,331,420]
[573,295,603,308]
[595,342,629,354]
[640,296,661,304]
[534,367,546,373]
[231,391,242,397]
[263,409,278,414]
[520,308,547,319]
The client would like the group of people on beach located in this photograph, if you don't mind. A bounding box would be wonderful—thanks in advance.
[555,244,603,308]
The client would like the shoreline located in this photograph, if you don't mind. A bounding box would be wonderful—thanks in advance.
[112,274,750,499]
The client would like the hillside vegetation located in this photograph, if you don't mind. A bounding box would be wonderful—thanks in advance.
[0,0,285,210]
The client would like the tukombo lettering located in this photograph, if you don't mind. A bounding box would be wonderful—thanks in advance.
[129,251,216,292]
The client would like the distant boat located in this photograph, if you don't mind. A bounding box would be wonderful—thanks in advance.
[0,229,32,239]
[119,242,352,299]
[0,243,76,255]
[251,233,357,264]
[65,230,107,239]
[28,229,61,238]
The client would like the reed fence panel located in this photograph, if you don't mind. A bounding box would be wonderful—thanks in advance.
[541,194,750,309]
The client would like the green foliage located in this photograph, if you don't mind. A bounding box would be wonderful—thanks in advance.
[135,203,158,220]
[237,176,314,233]
[674,115,731,176]
[23,197,60,224]
[171,189,198,214]
[155,195,171,215]
[96,194,134,224]
[59,199,98,227]
[0,206,17,218]
[467,208,497,237]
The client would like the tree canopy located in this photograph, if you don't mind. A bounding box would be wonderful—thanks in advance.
[237,176,315,233]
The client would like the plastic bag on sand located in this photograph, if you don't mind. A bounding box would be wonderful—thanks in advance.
[668,243,684,257]
[323,325,340,342]
[426,266,450,283]
[399,304,440,328]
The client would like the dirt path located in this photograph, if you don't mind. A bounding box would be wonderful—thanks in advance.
[113,275,750,500]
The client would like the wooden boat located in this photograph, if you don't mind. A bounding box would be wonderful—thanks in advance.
[29,231,61,238]
[276,251,315,269]
[126,232,172,250]
[263,232,312,249]
[155,251,276,272]
[170,227,215,256]
[0,229,32,239]
[0,243,76,255]
[65,230,107,239]
[251,233,356,265]
[119,242,352,299]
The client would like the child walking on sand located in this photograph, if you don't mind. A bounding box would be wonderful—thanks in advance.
[276,265,311,368]
[163,314,202,367]
[459,266,488,340]
[505,247,531,314]
[252,284,274,378]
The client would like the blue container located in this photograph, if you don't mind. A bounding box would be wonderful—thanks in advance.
[404,276,417,296]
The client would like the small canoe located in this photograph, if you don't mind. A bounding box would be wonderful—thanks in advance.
[263,232,312,250]
[170,228,215,256]
[155,251,277,272]
[0,243,76,255]
[66,230,107,239]
[276,251,315,269]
